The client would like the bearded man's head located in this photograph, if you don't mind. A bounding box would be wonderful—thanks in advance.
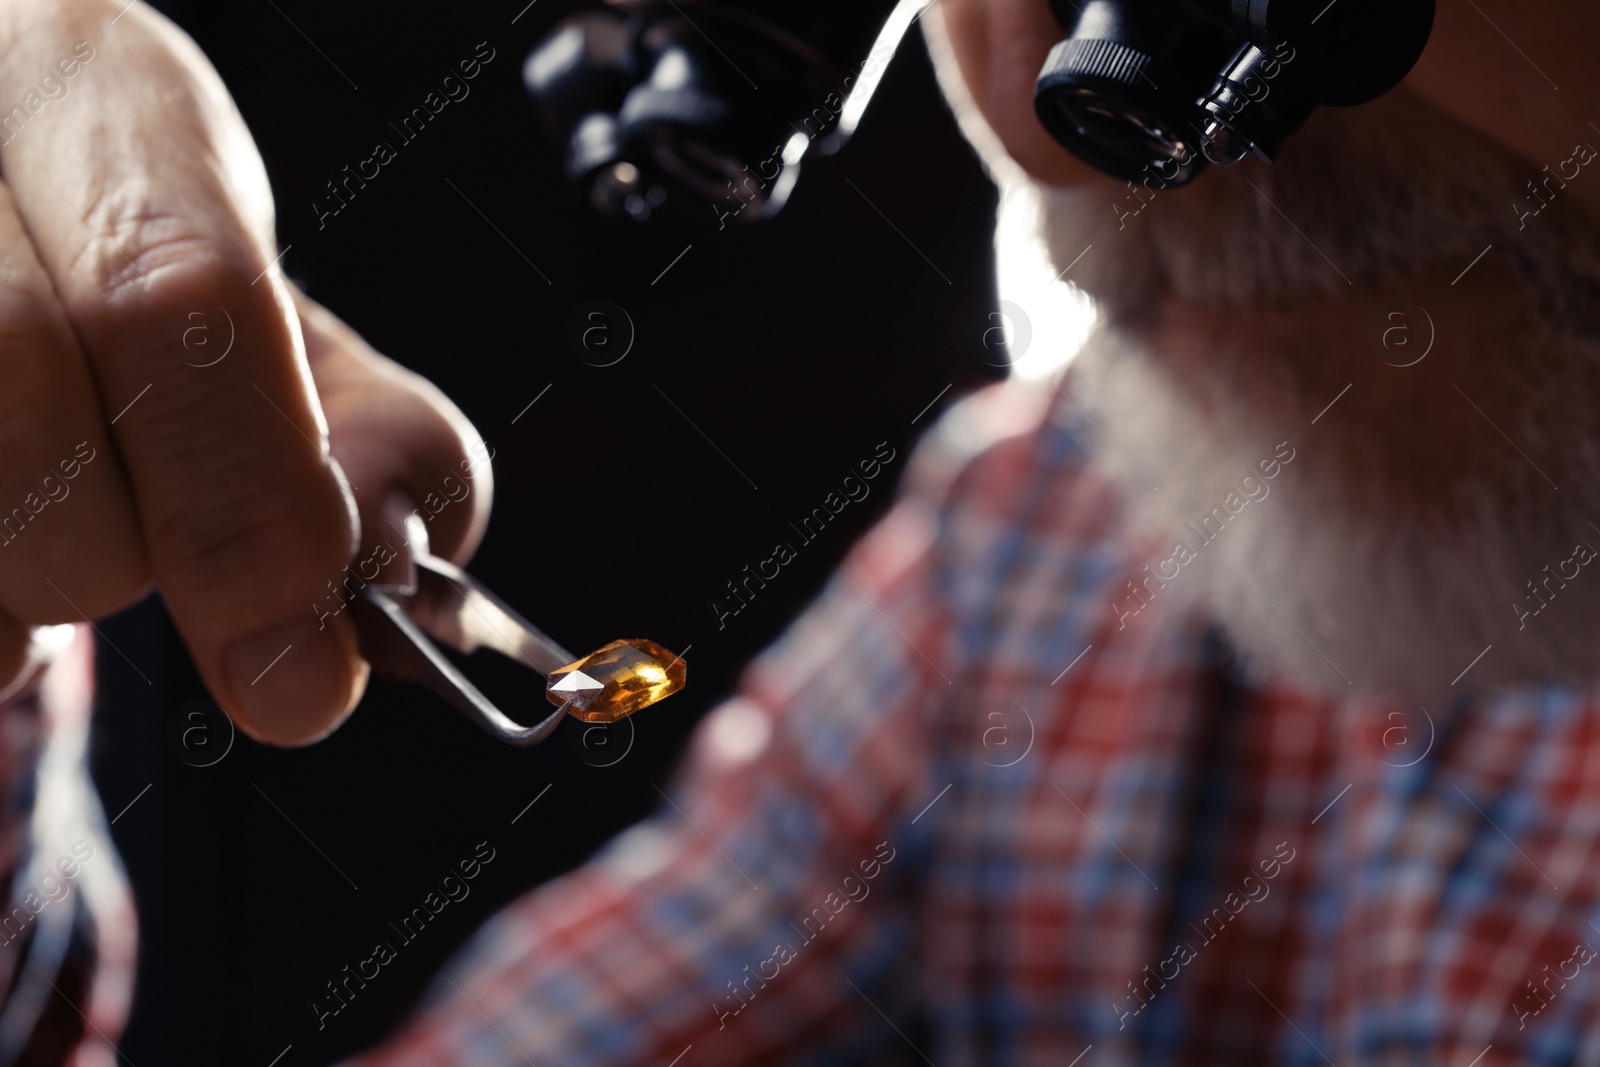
[926,1,1600,704]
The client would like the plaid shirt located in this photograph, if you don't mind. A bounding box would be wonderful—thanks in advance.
[352,377,1600,1067]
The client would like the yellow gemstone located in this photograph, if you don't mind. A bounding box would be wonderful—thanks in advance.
[545,638,687,723]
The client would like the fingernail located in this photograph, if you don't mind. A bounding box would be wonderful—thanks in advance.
[377,491,428,591]
[223,612,366,746]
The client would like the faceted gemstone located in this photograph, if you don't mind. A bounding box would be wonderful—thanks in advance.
[545,638,686,723]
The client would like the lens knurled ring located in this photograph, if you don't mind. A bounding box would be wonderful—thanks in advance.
[1041,37,1152,87]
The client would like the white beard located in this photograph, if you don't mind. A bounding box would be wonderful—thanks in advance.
[926,17,1600,703]
[1066,316,1600,706]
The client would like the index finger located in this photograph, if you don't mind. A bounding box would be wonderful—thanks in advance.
[0,2,367,744]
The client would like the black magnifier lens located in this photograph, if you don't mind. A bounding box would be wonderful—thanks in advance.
[525,0,911,223]
[1033,0,1238,187]
[1050,89,1194,172]
[1036,0,1435,186]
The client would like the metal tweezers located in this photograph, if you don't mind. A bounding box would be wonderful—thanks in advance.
[351,552,577,746]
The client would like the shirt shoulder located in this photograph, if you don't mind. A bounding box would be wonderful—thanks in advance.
[887,377,1149,621]
[899,378,1080,506]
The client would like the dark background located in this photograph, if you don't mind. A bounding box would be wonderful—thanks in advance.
[92,2,1000,1062]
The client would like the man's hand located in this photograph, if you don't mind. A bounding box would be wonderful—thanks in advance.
[0,0,491,744]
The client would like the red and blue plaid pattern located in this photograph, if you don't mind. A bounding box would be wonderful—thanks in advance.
[352,379,1600,1067]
